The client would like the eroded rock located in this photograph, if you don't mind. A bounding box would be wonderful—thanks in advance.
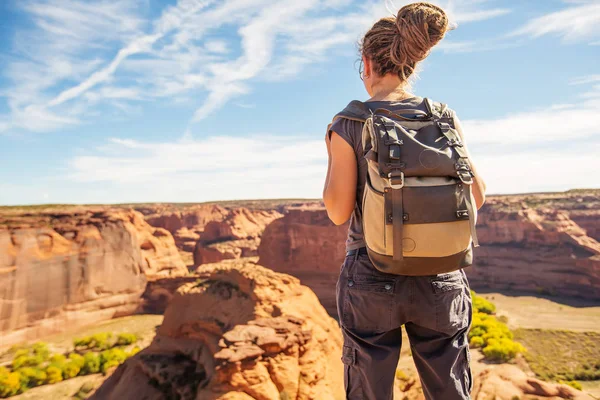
[92,259,344,400]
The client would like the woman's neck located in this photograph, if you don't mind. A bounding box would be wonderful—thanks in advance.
[368,75,414,101]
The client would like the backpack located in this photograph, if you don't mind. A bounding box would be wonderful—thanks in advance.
[328,98,479,276]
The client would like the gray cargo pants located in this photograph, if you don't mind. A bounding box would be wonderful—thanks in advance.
[336,250,473,400]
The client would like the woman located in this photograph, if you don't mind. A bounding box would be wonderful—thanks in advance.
[323,3,486,400]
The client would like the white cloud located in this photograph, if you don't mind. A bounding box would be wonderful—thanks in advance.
[0,0,513,134]
[461,76,600,194]
[463,101,600,146]
[60,77,600,201]
[63,134,327,202]
[511,1,600,43]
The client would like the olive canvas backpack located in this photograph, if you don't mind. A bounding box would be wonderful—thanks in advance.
[328,98,479,275]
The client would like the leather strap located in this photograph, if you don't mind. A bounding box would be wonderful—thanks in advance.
[373,108,430,121]
[392,187,404,261]
[464,186,480,247]
[384,187,393,226]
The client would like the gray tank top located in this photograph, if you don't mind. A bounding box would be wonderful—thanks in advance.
[329,96,460,251]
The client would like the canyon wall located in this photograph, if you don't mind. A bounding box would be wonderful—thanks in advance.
[135,204,282,268]
[0,208,187,348]
[257,191,600,314]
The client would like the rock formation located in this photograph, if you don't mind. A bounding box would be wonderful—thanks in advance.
[257,190,600,315]
[0,208,187,348]
[193,208,282,268]
[468,200,600,298]
[136,204,282,269]
[397,363,594,400]
[91,259,344,400]
[258,207,348,315]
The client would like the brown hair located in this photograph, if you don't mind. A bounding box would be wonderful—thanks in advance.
[360,2,449,82]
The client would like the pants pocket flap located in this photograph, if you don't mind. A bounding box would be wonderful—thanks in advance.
[341,345,355,365]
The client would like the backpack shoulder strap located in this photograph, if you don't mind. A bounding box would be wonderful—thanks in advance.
[326,100,371,138]
[424,97,450,120]
[333,100,371,123]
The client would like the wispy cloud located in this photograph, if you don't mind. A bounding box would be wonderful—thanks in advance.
[462,75,600,194]
[0,0,512,134]
[511,0,600,43]
[62,75,600,200]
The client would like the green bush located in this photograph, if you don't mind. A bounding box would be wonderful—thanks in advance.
[68,353,85,369]
[81,353,100,375]
[74,332,113,351]
[469,336,485,348]
[469,291,525,362]
[116,333,138,346]
[62,361,81,380]
[482,338,526,363]
[12,355,44,370]
[471,290,496,314]
[44,365,63,384]
[49,353,66,366]
[16,367,46,388]
[101,360,120,375]
[127,346,141,358]
[31,343,49,360]
[99,348,127,366]
[0,371,22,397]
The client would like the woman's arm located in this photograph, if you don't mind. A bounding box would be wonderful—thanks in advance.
[453,114,486,209]
[323,131,357,225]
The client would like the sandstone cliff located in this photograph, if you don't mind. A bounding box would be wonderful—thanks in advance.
[257,190,600,315]
[136,204,282,268]
[0,208,187,348]
[258,207,348,314]
[91,259,344,400]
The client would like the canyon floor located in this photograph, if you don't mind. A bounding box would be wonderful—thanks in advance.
[4,290,599,400]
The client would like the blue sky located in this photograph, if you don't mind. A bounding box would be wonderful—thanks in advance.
[0,0,599,206]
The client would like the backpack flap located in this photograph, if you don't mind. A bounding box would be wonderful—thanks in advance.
[361,99,479,275]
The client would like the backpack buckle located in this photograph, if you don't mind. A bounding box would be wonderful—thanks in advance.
[387,171,404,189]
[457,170,474,185]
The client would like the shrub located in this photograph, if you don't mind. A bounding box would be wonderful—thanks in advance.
[101,360,120,375]
[127,346,141,358]
[12,349,29,359]
[16,367,46,388]
[482,338,526,363]
[44,365,63,385]
[68,353,85,370]
[74,332,113,351]
[62,361,81,380]
[469,292,525,362]
[469,336,485,348]
[49,353,66,366]
[81,352,100,375]
[116,333,138,346]
[12,355,44,370]
[31,342,50,360]
[471,291,496,314]
[0,371,22,397]
[100,348,127,366]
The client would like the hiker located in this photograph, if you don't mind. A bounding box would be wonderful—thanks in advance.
[323,2,486,399]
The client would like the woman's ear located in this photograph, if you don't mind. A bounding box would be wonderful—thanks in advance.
[362,55,371,79]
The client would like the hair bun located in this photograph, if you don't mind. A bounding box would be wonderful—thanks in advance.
[391,2,449,76]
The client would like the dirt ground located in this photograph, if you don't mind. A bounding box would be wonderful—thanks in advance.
[478,291,600,332]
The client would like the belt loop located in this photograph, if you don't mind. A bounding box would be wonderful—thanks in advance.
[354,249,360,261]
